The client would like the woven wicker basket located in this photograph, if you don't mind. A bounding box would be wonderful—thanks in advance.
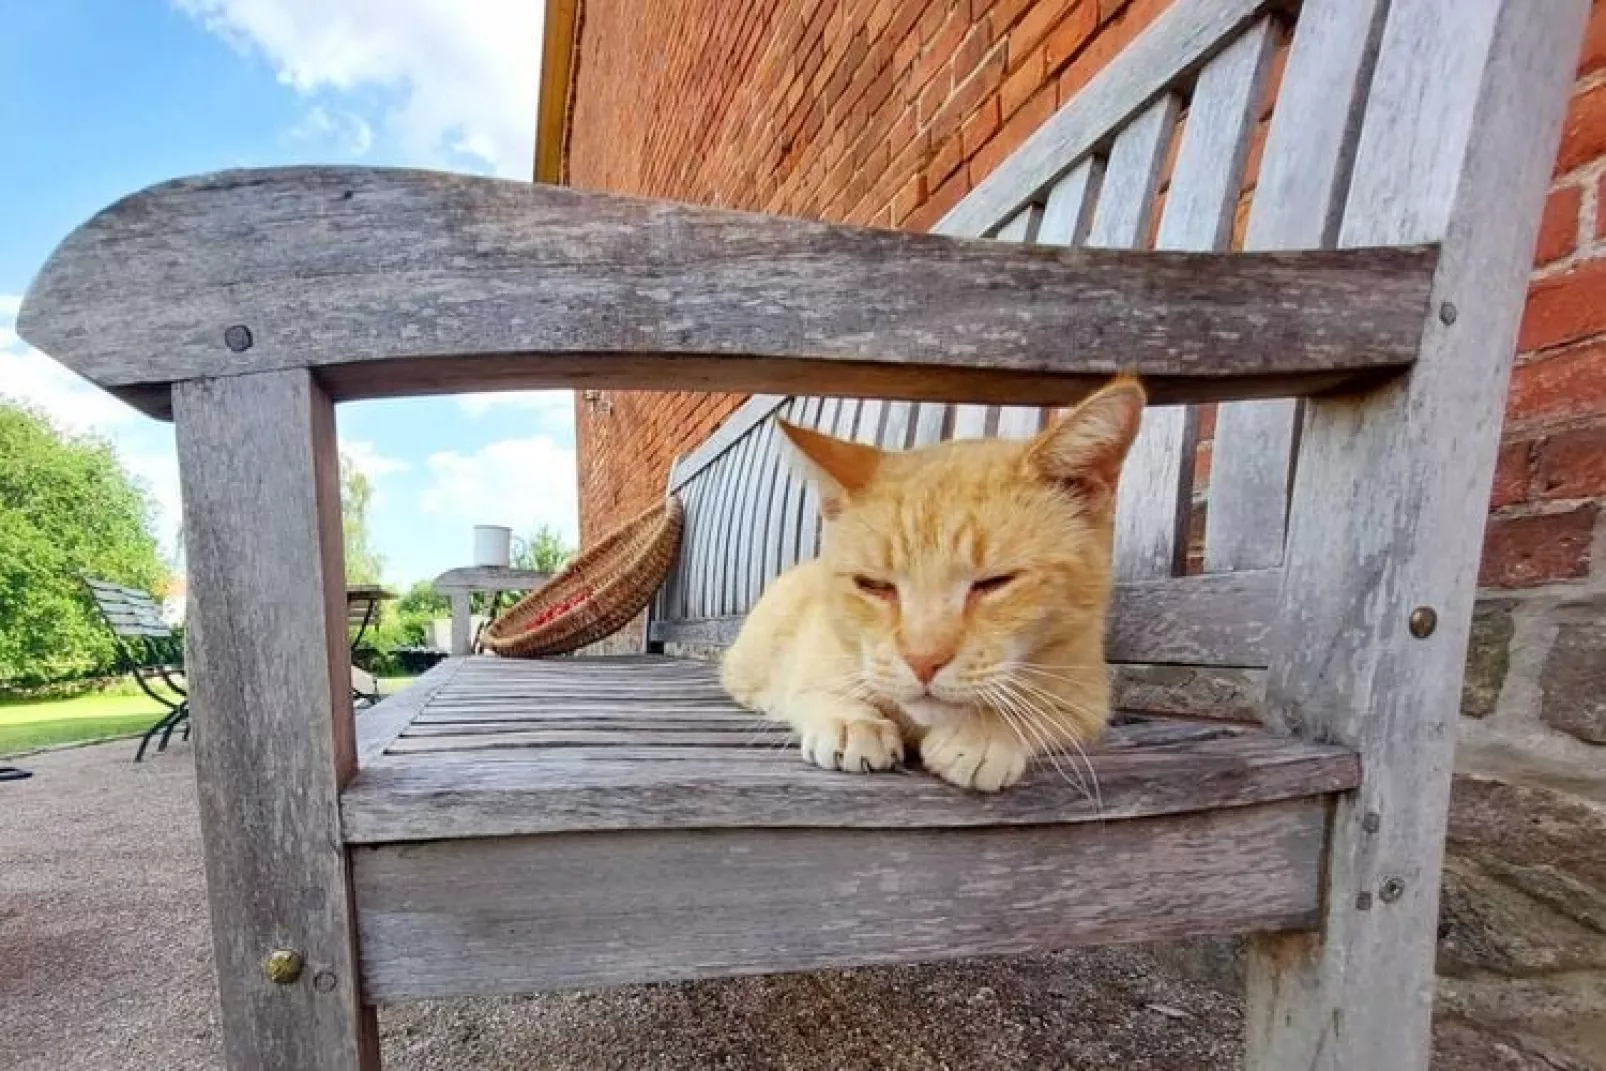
[479,497,684,658]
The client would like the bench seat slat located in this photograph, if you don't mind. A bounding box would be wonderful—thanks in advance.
[340,656,1357,844]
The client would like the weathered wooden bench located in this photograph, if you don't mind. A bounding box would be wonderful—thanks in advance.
[17,0,1583,1067]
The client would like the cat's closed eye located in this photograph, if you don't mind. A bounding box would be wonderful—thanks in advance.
[852,575,897,599]
[970,573,1019,596]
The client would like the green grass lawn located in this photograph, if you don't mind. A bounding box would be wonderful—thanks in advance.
[0,689,177,756]
[0,675,418,757]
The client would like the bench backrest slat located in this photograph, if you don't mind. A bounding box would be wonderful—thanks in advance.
[83,575,172,641]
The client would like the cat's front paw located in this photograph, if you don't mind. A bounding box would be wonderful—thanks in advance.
[799,717,904,774]
[920,720,1028,792]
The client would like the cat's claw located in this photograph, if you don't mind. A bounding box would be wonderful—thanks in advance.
[921,722,1029,793]
[800,717,903,774]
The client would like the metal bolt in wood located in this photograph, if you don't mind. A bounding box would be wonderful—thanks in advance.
[1379,878,1406,904]
[1408,606,1437,638]
[263,949,305,985]
[224,324,253,352]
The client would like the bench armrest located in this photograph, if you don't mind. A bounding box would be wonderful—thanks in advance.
[19,166,1435,420]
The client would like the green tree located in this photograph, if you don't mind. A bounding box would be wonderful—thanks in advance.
[514,523,574,573]
[0,403,168,688]
[340,456,385,585]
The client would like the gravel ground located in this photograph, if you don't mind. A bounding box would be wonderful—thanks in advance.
[0,740,1553,1070]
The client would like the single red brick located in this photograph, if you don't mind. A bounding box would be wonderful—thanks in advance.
[1534,424,1606,499]
[1001,42,1047,118]
[961,95,1002,157]
[1489,439,1535,508]
[954,17,994,76]
[892,172,926,225]
[970,83,1057,183]
[918,71,952,125]
[912,7,968,93]
[1517,259,1606,354]
[930,47,1005,142]
[1556,80,1606,175]
[1044,0,1099,71]
[988,0,1038,37]
[1007,0,1077,64]
[1534,183,1582,266]
[926,132,965,187]
[1478,505,1597,588]
[1097,0,1133,23]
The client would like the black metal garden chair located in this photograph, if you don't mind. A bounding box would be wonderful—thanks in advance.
[82,575,189,761]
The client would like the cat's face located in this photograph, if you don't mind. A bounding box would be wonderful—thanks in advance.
[779,378,1145,727]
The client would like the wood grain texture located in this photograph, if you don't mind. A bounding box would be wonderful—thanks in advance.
[757,398,804,596]
[19,167,1438,419]
[655,569,1274,667]
[735,419,780,613]
[879,400,915,450]
[1243,4,1587,1069]
[943,0,1279,234]
[716,430,762,616]
[777,397,821,571]
[1038,159,1104,246]
[354,656,466,766]
[1087,96,1181,249]
[174,369,377,1069]
[910,400,948,446]
[430,566,550,594]
[1207,0,1392,574]
[352,800,1329,1000]
[1113,663,1265,722]
[1117,26,1273,583]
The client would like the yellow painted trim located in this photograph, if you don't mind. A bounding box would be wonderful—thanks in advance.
[533,0,580,185]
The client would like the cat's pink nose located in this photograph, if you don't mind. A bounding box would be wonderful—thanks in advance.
[902,649,952,685]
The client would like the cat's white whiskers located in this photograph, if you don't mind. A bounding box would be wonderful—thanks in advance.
[1002,681,1104,819]
[985,681,1089,799]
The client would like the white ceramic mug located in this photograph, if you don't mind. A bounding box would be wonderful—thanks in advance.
[473,525,513,568]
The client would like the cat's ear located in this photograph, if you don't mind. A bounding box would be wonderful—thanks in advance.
[1025,376,1147,501]
[777,420,882,520]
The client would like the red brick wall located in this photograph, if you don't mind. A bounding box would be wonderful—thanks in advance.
[1490,4,1606,589]
[567,0,1173,541]
[567,0,1606,600]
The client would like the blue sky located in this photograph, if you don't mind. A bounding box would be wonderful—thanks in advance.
[0,0,573,587]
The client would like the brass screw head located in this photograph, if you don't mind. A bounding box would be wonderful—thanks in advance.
[1408,606,1437,639]
[263,949,305,985]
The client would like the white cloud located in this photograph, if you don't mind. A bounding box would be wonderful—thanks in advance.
[0,298,139,436]
[287,103,374,155]
[420,434,578,545]
[340,437,411,478]
[174,0,543,177]
[1,295,184,555]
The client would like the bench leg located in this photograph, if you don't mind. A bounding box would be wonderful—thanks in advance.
[175,370,379,1070]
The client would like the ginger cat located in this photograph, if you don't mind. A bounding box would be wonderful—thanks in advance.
[721,376,1146,792]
